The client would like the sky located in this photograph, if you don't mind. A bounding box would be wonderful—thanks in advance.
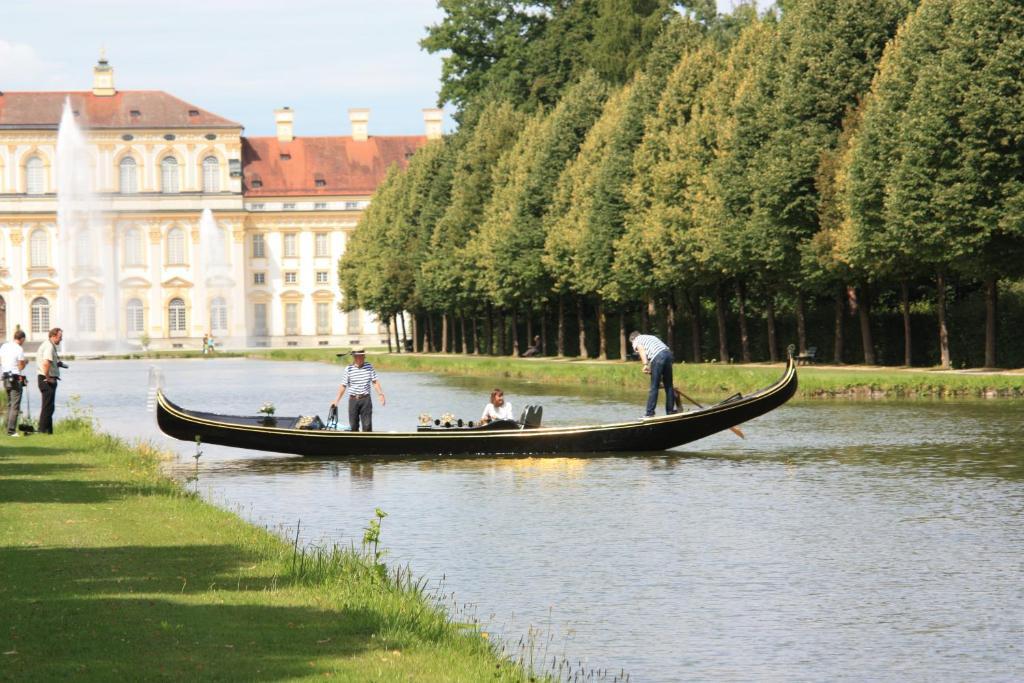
[2,0,767,137]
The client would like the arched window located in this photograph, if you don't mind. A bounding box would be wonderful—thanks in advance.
[161,156,179,193]
[25,156,45,194]
[210,297,228,332]
[77,296,97,333]
[126,298,144,335]
[202,156,220,193]
[29,229,49,267]
[168,298,186,333]
[124,228,144,266]
[31,297,50,334]
[119,157,138,194]
[166,227,185,265]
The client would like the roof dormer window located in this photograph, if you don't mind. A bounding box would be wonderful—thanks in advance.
[188,109,199,117]
[280,153,291,161]
[130,109,141,118]
[315,179,326,188]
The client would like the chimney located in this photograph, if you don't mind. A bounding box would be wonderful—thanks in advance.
[349,108,369,142]
[275,107,294,143]
[423,108,443,140]
[92,50,115,97]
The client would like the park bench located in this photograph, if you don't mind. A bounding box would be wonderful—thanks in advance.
[796,346,817,365]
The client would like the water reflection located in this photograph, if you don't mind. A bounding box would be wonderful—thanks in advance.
[56,358,1024,682]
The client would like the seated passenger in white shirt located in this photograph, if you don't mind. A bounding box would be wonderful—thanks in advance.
[480,388,514,424]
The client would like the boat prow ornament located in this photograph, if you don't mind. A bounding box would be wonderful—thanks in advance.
[155,357,797,458]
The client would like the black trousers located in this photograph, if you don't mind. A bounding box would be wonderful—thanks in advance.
[38,375,57,434]
[348,395,372,432]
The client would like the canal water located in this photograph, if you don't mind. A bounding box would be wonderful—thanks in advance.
[56,358,1024,682]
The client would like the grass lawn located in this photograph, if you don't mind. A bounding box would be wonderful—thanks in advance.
[250,348,1024,399]
[0,424,532,681]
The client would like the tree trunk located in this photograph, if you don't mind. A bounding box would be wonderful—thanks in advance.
[665,296,675,354]
[735,281,751,363]
[855,284,876,365]
[457,315,465,354]
[900,280,912,366]
[511,310,519,357]
[484,307,493,356]
[557,295,566,357]
[496,310,506,356]
[640,300,649,332]
[526,316,533,352]
[936,270,950,369]
[385,317,393,353]
[473,317,482,355]
[715,282,729,362]
[597,299,608,360]
[686,292,702,363]
[985,276,997,368]
[833,288,845,365]
[577,297,589,359]
[412,315,420,353]
[618,309,627,361]
[541,313,548,358]
[765,292,778,363]
[399,313,408,352]
[795,290,807,355]
[441,312,449,353]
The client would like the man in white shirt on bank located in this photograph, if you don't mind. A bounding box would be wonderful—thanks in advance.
[1,329,28,436]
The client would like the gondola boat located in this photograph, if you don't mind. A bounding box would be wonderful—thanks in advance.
[155,356,797,458]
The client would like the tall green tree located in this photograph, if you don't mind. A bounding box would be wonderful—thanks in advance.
[476,72,610,353]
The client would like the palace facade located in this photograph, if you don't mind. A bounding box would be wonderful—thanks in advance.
[0,58,436,349]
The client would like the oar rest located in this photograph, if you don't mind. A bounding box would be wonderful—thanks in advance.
[518,404,544,429]
[712,392,744,407]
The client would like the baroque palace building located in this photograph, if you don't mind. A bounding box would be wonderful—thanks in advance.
[0,57,436,349]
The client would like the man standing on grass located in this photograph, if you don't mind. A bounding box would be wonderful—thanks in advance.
[36,327,63,434]
[1,330,28,437]
[331,349,385,432]
[629,331,675,418]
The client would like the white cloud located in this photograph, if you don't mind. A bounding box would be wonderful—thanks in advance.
[0,39,65,87]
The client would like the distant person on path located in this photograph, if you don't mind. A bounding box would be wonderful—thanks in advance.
[202,334,209,355]
[521,336,542,357]
[480,388,514,424]
[207,333,215,354]
[36,327,64,434]
[331,349,385,432]
[1,330,28,436]
[629,331,675,417]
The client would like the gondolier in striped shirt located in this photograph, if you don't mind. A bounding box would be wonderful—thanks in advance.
[331,349,386,432]
[629,331,675,418]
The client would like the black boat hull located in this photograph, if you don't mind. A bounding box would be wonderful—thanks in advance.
[156,358,797,457]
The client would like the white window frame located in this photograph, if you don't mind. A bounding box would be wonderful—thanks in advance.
[210,297,228,332]
[167,228,186,265]
[161,156,179,194]
[119,157,138,194]
[31,297,50,334]
[168,297,186,334]
[124,228,144,266]
[202,156,220,193]
[126,298,144,336]
[26,156,45,195]
[252,233,265,258]
[29,229,49,267]
[283,233,297,258]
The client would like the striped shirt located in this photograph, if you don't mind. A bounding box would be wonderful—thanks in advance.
[341,362,378,395]
[632,334,669,363]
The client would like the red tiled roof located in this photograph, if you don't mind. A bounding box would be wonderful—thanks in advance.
[242,136,427,197]
[0,91,241,129]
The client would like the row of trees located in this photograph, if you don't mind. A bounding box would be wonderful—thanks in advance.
[340,0,1024,367]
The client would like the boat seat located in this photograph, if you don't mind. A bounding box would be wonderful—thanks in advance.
[518,404,543,429]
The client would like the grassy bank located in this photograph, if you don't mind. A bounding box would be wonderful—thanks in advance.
[251,348,1024,398]
[0,424,533,680]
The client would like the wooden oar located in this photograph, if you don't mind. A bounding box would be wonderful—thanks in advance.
[673,387,745,439]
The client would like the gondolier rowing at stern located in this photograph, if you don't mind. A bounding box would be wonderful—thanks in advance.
[332,349,386,432]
